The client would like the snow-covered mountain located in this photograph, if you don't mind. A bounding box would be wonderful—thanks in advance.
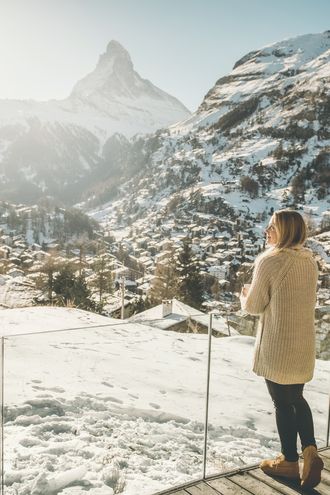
[0,41,190,203]
[91,31,330,231]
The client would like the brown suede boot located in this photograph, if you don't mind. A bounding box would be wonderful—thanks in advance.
[301,446,324,488]
[260,454,300,480]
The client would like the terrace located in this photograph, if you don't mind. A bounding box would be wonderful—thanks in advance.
[0,307,329,494]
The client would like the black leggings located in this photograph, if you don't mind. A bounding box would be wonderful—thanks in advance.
[266,379,317,462]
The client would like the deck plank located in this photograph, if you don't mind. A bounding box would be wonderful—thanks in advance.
[311,481,330,495]
[319,468,330,483]
[228,472,284,494]
[166,491,189,495]
[319,453,330,472]
[185,481,222,495]
[249,468,301,495]
[208,477,253,495]
[319,449,330,459]
[156,448,330,495]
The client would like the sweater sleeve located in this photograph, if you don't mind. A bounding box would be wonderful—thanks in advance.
[240,257,271,315]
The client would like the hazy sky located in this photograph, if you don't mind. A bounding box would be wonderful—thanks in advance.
[1,0,329,111]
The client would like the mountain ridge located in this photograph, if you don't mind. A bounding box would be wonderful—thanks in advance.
[89,31,329,234]
[0,40,190,203]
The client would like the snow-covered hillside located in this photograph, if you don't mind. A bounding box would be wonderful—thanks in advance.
[90,31,329,233]
[0,41,190,203]
[2,307,329,494]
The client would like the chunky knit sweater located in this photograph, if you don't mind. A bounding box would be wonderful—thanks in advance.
[240,247,318,384]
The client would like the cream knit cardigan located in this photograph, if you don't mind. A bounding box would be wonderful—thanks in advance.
[240,247,318,385]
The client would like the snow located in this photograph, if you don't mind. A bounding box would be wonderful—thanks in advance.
[129,298,234,335]
[1,307,329,494]
[0,306,116,337]
[172,31,330,136]
[0,41,190,143]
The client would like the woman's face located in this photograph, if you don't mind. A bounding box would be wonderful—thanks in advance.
[265,216,278,246]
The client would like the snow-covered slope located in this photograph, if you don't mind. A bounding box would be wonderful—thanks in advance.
[2,307,329,494]
[91,31,329,232]
[0,41,190,203]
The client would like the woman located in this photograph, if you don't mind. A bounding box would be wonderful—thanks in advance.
[240,209,324,488]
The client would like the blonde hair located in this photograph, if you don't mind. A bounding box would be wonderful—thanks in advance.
[272,209,307,249]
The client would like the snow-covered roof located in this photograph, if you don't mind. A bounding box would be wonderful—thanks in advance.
[129,298,234,335]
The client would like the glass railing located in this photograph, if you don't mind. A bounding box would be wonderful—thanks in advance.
[0,319,208,495]
[0,313,329,494]
[205,312,330,478]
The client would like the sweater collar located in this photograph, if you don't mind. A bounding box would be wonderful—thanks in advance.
[280,247,313,258]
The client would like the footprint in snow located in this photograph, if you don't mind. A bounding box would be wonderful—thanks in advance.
[149,402,161,409]
[101,381,114,388]
[128,393,139,399]
[105,396,123,404]
[48,386,65,393]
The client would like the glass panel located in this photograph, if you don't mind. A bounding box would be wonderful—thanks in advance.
[1,338,3,495]
[3,321,207,494]
[206,313,330,477]
[304,360,330,449]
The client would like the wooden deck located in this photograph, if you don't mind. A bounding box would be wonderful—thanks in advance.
[159,448,330,495]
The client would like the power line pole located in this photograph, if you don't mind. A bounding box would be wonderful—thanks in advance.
[120,277,125,319]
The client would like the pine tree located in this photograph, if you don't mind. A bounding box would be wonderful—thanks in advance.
[72,236,88,275]
[176,241,204,309]
[39,255,63,303]
[53,264,76,305]
[131,296,151,315]
[149,252,178,304]
[92,255,113,302]
[53,264,94,310]
[73,274,95,310]
[291,172,305,203]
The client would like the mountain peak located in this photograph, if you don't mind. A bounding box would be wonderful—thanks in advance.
[66,39,190,133]
[233,31,330,70]
[105,40,130,57]
[70,40,135,100]
[69,40,189,117]
[97,40,133,71]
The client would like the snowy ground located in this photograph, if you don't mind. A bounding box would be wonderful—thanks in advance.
[0,277,38,309]
[1,307,329,495]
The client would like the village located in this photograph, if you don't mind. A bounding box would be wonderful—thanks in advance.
[0,201,329,360]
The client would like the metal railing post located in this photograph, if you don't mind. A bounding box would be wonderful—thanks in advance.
[326,393,330,448]
[0,337,4,495]
[202,312,213,479]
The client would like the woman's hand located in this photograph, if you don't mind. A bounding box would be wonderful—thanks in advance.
[241,284,251,297]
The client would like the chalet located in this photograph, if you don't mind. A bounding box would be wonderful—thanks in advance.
[1,235,13,246]
[136,237,149,249]
[129,298,235,337]
[31,243,42,251]
[154,251,172,265]
[10,257,21,266]
[208,264,229,280]
[7,268,25,278]
[158,239,173,251]
[112,266,130,282]
[138,256,154,271]
[32,251,50,261]
[0,246,10,258]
